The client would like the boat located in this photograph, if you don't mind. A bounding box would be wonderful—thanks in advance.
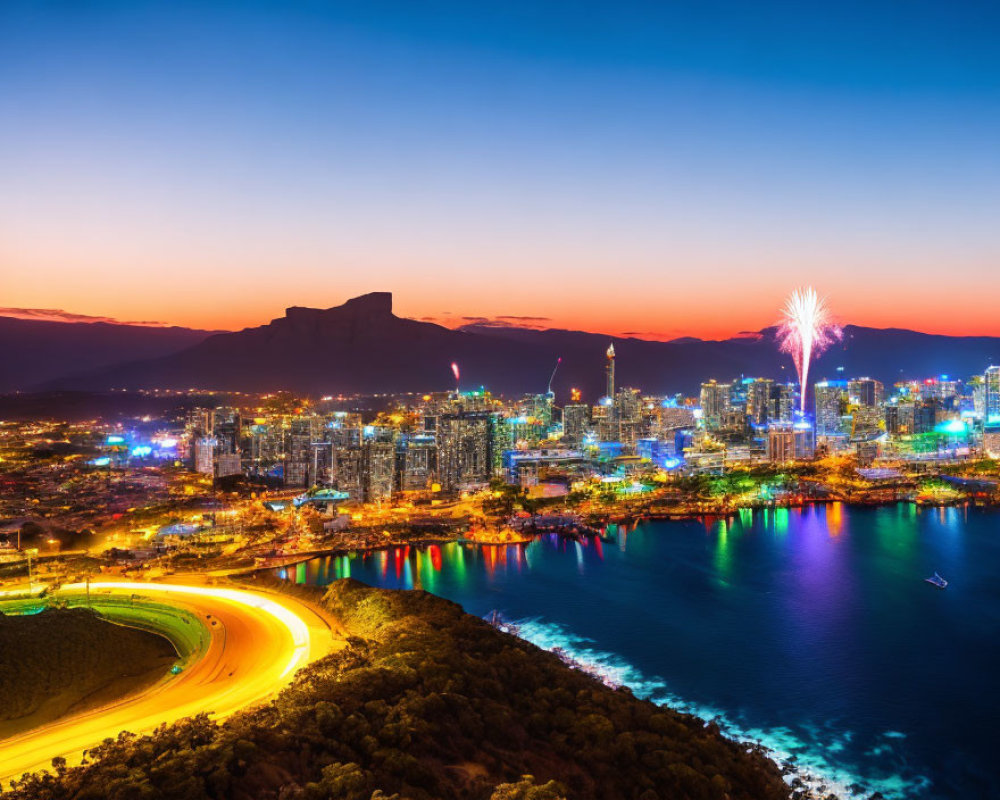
[924,572,948,589]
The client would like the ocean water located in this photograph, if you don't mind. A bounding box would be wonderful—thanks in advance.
[274,503,1000,798]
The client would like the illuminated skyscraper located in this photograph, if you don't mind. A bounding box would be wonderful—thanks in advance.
[605,343,616,400]
[766,422,815,462]
[699,380,731,431]
[361,441,395,502]
[436,411,494,490]
[562,403,591,445]
[395,433,437,491]
[815,380,847,436]
[746,378,774,426]
[985,366,1000,422]
[848,378,884,409]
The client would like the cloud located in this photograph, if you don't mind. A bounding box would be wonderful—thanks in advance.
[621,330,675,339]
[457,314,553,330]
[0,307,168,327]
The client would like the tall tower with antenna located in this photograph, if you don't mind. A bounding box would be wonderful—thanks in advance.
[605,342,616,400]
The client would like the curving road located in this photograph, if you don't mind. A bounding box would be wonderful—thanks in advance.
[0,581,338,786]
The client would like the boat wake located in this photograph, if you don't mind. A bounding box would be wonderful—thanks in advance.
[488,613,932,800]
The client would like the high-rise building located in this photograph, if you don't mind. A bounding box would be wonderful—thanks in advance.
[851,406,882,439]
[699,380,732,431]
[562,404,591,445]
[746,378,774,426]
[193,437,216,476]
[848,378,884,409]
[215,451,242,478]
[436,411,494,490]
[330,441,364,499]
[605,343,616,400]
[766,422,815,462]
[815,380,847,436]
[884,402,915,436]
[614,388,642,448]
[395,433,437,491]
[983,424,1000,459]
[771,382,797,423]
[361,441,395,502]
[985,366,1000,423]
[914,400,939,434]
[284,417,318,487]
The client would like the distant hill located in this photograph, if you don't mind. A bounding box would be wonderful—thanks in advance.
[26,293,1000,399]
[0,316,216,394]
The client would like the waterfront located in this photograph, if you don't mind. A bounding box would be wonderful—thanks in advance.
[275,502,1000,799]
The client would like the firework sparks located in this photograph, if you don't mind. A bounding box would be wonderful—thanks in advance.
[777,287,841,413]
[451,362,460,389]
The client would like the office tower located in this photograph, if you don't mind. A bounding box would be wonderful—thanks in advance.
[361,440,395,502]
[848,378,884,408]
[767,422,814,462]
[518,393,554,427]
[186,408,216,470]
[186,408,215,439]
[215,451,242,478]
[699,380,732,431]
[746,378,774,426]
[605,343,616,399]
[983,424,1000,459]
[815,380,847,435]
[436,411,494,490]
[562,403,591,445]
[985,366,1000,422]
[330,441,364,499]
[212,408,242,455]
[615,388,642,448]
[193,437,216,476]
[395,433,437,491]
[771,382,797,422]
[851,406,882,438]
[284,417,318,487]
[884,402,916,436]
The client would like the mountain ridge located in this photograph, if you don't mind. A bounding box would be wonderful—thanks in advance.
[9,293,1000,398]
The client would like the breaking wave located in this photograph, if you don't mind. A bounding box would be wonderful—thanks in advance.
[491,614,932,800]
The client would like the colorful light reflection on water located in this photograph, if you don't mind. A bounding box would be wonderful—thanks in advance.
[274,503,1000,799]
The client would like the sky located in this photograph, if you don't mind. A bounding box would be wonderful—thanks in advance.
[2,0,999,339]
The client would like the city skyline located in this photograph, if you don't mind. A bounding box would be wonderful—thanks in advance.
[5,4,1000,799]
[3,1,1000,338]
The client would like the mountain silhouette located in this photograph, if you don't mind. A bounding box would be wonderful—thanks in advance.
[0,316,215,394]
[15,293,1000,400]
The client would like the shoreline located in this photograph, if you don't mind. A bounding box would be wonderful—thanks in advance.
[493,613,922,800]
[243,495,991,574]
[254,499,963,798]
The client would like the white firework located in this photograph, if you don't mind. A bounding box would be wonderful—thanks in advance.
[778,287,841,414]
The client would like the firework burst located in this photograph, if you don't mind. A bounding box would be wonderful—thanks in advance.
[777,287,841,414]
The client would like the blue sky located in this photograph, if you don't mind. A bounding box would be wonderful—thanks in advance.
[2,1,998,336]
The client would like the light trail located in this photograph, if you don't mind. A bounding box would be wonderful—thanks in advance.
[64,582,313,678]
[0,582,335,785]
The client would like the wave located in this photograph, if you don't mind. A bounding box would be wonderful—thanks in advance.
[491,614,932,800]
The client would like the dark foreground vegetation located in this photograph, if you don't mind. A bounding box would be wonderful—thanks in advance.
[5,581,794,800]
[0,608,177,738]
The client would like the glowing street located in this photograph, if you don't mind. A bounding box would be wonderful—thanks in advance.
[0,582,338,784]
